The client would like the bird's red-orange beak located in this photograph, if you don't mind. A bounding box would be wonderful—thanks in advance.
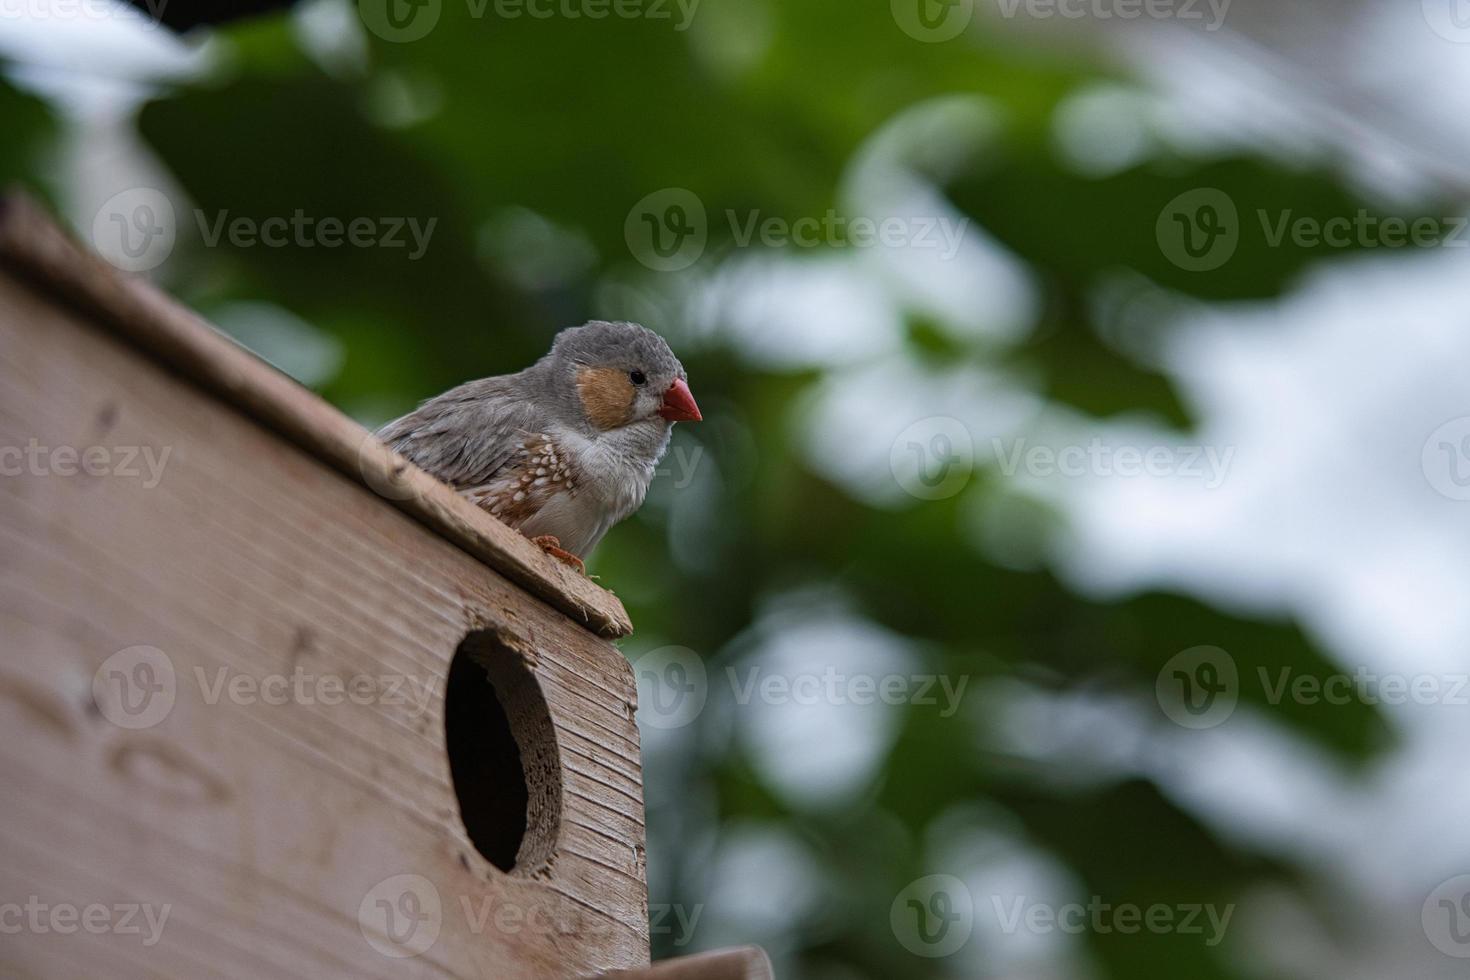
[658,378,702,422]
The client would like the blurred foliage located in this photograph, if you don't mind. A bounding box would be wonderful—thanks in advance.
[0,2,1422,975]
[0,72,57,206]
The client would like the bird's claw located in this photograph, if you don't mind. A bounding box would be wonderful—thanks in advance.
[529,535,586,574]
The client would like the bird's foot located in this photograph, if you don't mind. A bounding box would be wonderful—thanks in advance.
[529,535,585,574]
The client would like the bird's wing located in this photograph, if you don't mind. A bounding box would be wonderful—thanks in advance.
[378,376,541,490]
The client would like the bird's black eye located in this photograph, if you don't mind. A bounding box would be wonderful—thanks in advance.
[629,370,647,386]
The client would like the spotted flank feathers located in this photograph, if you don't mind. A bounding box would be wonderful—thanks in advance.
[465,433,577,527]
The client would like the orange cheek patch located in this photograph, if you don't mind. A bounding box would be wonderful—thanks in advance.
[575,367,637,430]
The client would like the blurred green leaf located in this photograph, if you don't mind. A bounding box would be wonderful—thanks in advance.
[0,71,58,201]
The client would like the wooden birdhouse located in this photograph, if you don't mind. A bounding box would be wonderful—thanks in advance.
[0,194,767,979]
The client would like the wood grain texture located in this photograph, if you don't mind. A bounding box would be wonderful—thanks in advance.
[0,267,649,977]
[0,190,632,638]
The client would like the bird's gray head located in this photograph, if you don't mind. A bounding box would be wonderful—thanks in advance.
[538,320,701,434]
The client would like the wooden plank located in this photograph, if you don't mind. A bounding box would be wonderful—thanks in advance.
[0,190,632,639]
[0,268,649,977]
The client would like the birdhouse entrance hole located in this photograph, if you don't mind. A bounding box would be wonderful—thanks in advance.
[445,630,562,875]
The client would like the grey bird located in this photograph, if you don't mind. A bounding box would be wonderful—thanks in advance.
[378,320,701,570]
